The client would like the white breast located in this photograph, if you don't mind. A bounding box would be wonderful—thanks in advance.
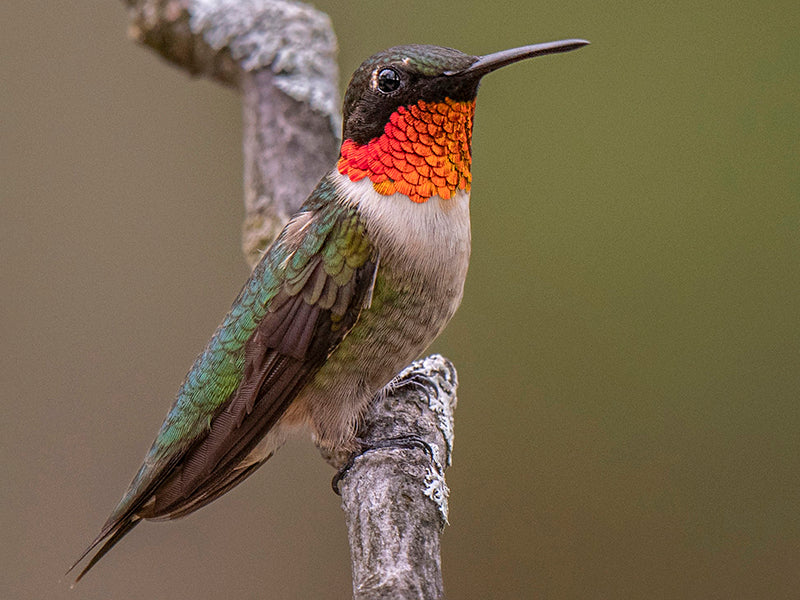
[330,171,472,283]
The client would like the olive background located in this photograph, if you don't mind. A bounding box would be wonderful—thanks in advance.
[2,2,798,599]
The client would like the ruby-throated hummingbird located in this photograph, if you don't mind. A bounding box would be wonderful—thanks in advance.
[70,38,588,581]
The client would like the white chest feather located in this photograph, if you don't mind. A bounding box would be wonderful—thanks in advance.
[330,171,472,282]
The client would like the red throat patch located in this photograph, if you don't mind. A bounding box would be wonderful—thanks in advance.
[337,98,475,203]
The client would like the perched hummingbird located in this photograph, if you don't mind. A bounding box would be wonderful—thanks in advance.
[70,38,588,581]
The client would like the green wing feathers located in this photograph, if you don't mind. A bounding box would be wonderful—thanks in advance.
[71,183,376,580]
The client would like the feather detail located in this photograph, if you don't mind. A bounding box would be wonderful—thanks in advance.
[70,181,377,579]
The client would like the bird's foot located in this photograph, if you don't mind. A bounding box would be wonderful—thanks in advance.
[331,435,434,495]
[386,371,437,401]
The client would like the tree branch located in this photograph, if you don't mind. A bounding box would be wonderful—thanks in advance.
[340,355,457,600]
[122,2,457,597]
[124,0,341,264]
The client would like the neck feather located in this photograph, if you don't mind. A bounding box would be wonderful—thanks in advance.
[337,98,475,204]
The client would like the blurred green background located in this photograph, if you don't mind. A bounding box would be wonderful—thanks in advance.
[2,1,798,599]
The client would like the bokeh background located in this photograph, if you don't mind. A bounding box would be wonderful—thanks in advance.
[3,2,798,599]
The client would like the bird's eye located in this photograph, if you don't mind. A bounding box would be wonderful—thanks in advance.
[376,68,402,94]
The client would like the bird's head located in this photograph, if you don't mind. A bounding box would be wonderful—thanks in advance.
[337,40,588,203]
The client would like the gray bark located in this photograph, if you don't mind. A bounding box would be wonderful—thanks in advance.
[340,356,457,600]
[121,2,457,598]
[123,0,340,265]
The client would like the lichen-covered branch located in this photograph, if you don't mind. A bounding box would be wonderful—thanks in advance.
[124,0,340,264]
[241,67,338,264]
[339,355,457,600]
[123,0,242,87]
[121,3,457,598]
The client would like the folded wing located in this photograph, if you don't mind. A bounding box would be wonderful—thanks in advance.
[71,196,377,580]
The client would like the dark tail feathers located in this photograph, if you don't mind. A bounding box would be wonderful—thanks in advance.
[67,516,141,584]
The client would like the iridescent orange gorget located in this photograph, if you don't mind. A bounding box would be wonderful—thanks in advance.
[337,97,475,203]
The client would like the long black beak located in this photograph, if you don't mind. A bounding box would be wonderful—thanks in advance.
[446,39,589,77]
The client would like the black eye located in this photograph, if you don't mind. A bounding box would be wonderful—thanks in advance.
[376,68,402,94]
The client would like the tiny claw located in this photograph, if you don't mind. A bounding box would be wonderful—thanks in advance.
[330,435,435,495]
[331,452,358,495]
[388,373,435,400]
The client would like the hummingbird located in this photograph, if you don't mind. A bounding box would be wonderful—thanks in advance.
[70,38,588,581]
